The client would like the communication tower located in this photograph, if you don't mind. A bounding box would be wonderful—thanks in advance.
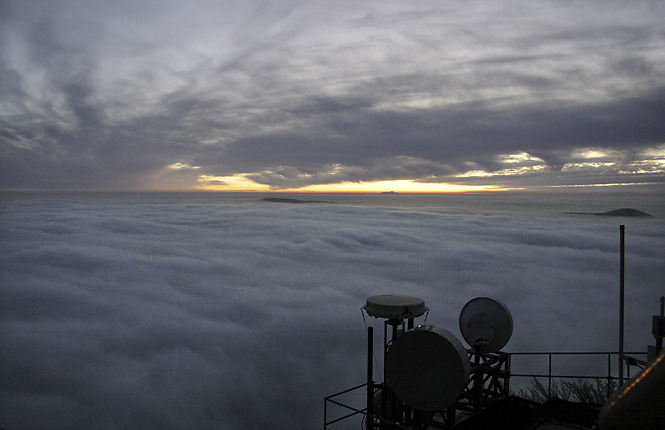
[360,295,513,429]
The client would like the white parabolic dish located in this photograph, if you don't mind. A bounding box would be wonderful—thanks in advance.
[363,295,428,320]
[458,297,513,353]
[385,325,470,411]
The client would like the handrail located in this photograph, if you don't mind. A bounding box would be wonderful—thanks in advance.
[323,351,649,429]
[324,382,368,428]
[324,382,414,430]
[508,351,647,399]
[509,351,645,355]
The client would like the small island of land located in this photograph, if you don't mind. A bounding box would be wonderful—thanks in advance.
[262,197,333,204]
[566,208,651,217]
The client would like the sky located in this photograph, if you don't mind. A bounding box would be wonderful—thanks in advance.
[1,0,665,192]
[1,194,663,429]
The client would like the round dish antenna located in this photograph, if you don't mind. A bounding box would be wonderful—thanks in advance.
[385,325,470,411]
[363,295,427,320]
[459,297,513,353]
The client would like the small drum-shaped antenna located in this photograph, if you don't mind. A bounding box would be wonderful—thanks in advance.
[385,325,470,411]
[459,297,513,353]
[363,295,427,320]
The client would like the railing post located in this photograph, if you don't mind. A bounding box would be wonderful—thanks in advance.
[367,326,374,430]
[548,354,552,398]
[657,297,665,355]
[619,225,625,386]
[505,353,511,395]
[607,353,612,398]
[626,360,630,381]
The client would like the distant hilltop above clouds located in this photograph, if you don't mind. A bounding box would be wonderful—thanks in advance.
[262,197,333,204]
[566,208,651,217]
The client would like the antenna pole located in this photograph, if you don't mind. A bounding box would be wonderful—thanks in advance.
[367,326,374,430]
[619,225,625,386]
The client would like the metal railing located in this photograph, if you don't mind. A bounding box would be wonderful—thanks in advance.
[323,382,413,430]
[323,382,369,429]
[323,351,649,429]
[509,351,647,400]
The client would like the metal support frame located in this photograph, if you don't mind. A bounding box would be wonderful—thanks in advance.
[456,350,511,412]
[324,381,414,430]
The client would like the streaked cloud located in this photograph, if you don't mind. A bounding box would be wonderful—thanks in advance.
[1,0,664,190]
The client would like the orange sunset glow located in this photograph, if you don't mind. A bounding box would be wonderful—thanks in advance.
[195,175,506,193]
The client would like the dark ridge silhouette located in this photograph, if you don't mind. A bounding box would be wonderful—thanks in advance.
[262,197,333,204]
[565,208,651,217]
[599,208,651,216]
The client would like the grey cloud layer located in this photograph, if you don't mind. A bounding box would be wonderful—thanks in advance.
[1,0,664,189]
[1,194,663,429]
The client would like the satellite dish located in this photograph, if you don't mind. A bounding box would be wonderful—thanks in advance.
[459,297,513,353]
[363,295,427,320]
[385,325,470,411]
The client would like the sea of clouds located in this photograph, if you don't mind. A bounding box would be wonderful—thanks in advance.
[1,193,663,429]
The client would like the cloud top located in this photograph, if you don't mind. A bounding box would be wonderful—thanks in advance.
[1,193,663,429]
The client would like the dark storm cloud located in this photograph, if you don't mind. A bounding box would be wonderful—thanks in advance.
[1,0,664,190]
[1,195,663,429]
[208,87,665,188]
